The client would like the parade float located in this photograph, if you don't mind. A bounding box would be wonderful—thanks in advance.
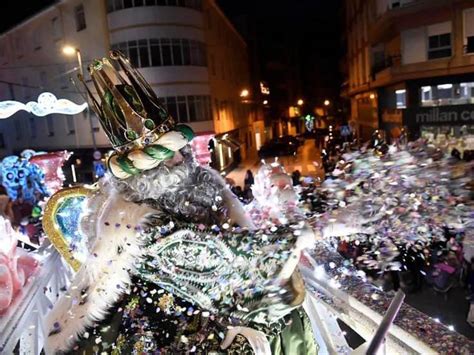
[0,52,472,355]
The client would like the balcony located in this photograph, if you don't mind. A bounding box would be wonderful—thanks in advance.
[369,0,453,44]
[370,54,402,83]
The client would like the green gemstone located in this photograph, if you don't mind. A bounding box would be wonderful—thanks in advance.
[144,119,156,130]
[93,60,103,70]
[126,129,139,140]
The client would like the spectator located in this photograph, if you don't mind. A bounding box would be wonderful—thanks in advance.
[291,170,301,186]
[232,185,243,199]
[244,170,254,187]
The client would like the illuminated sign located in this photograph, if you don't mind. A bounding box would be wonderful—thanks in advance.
[0,92,88,119]
[404,105,474,126]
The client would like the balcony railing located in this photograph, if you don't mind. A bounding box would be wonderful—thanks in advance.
[0,246,72,355]
[2,242,473,354]
[376,0,419,17]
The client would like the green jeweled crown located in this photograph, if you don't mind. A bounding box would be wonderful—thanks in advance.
[80,50,178,151]
[79,51,194,179]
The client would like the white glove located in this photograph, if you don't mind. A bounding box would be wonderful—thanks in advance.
[220,326,271,355]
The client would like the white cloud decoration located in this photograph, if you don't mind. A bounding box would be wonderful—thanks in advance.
[0,92,88,119]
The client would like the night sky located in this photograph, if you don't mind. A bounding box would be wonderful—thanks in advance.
[218,0,343,110]
[0,0,56,32]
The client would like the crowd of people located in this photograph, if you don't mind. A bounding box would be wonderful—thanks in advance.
[232,130,474,329]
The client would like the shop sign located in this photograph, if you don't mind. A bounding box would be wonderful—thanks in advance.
[404,104,474,127]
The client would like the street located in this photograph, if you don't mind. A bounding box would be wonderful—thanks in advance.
[227,138,324,187]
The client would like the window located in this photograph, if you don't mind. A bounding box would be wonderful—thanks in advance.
[177,96,188,122]
[437,83,453,99]
[190,40,199,65]
[395,89,406,108]
[74,4,87,32]
[46,115,55,136]
[106,0,202,12]
[464,8,474,53]
[467,37,474,54]
[172,39,183,65]
[29,117,37,138]
[111,38,207,68]
[428,33,451,59]
[51,17,61,40]
[421,86,432,105]
[182,39,190,65]
[66,115,75,135]
[128,40,139,67]
[138,39,150,67]
[150,39,162,66]
[165,96,178,119]
[161,95,211,122]
[161,39,172,66]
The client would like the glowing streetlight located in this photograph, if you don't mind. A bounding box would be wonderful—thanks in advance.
[297,99,304,106]
[263,100,268,105]
[240,89,249,98]
[62,46,77,56]
[324,99,330,106]
[62,45,97,150]
[370,93,376,99]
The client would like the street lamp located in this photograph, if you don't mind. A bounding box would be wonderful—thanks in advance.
[324,99,330,106]
[62,45,97,150]
[240,89,249,98]
[297,99,304,106]
[263,100,268,105]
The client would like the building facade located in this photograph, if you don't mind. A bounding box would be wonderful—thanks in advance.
[0,0,262,177]
[344,0,474,146]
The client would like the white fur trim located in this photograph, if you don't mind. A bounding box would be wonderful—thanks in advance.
[43,194,156,354]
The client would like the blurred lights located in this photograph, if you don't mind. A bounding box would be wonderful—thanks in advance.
[297,99,304,106]
[437,84,453,89]
[369,93,376,99]
[324,99,330,106]
[263,100,268,105]
[62,46,77,56]
[240,89,249,98]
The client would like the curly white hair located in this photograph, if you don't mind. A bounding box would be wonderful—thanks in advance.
[108,146,227,225]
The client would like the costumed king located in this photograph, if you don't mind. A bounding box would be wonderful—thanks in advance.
[43,51,319,354]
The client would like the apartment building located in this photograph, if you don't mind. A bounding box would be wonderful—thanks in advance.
[0,0,262,175]
[344,0,474,144]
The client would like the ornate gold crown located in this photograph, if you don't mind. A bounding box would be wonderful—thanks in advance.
[79,51,194,179]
